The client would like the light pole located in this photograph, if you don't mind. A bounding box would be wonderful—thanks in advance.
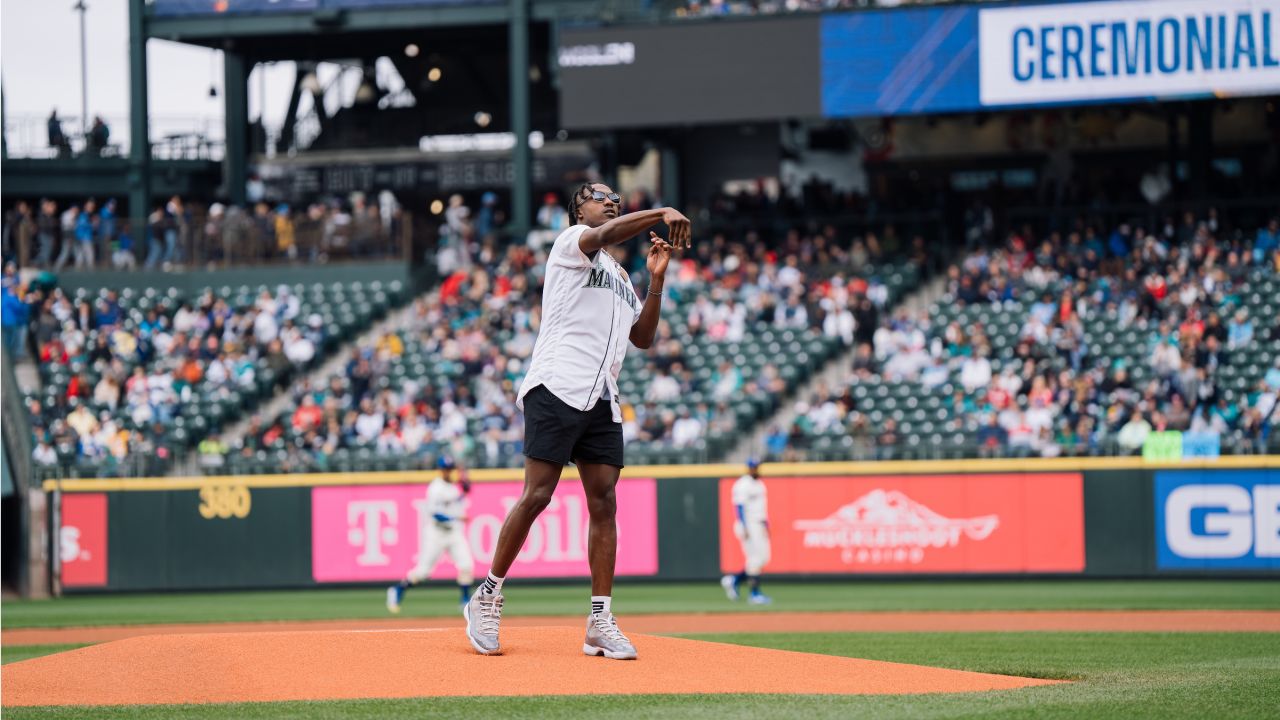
[74,0,88,140]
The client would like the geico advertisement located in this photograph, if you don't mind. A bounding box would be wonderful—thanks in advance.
[311,479,658,582]
[60,493,108,587]
[719,474,1084,574]
[1155,470,1280,570]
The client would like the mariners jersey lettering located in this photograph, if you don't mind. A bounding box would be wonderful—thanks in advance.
[732,475,768,525]
[518,225,642,423]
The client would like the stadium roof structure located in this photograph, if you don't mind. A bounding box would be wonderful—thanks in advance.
[6,0,651,234]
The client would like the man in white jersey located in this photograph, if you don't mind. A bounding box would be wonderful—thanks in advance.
[721,459,772,604]
[464,183,690,660]
[387,456,475,612]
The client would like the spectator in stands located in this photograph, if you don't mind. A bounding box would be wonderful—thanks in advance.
[710,360,743,401]
[976,413,1008,457]
[1265,358,1280,392]
[73,200,97,268]
[88,116,110,156]
[1256,218,1278,264]
[35,200,58,267]
[671,408,704,448]
[32,438,58,467]
[53,204,78,271]
[1116,410,1152,454]
[959,352,992,393]
[876,417,900,460]
[1227,310,1254,350]
[47,109,69,157]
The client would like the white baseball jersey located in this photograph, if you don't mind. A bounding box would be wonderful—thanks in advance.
[407,477,474,585]
[517,224,643,423]
[731,475,768,526]
[731,475,770,575]
[425,477,467,527]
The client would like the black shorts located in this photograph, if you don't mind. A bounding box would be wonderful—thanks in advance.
[522,385,624,468]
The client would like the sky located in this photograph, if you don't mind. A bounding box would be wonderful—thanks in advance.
[0,0,302,153]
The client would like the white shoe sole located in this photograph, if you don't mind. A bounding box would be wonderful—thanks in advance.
[463,602,501,656]
[583,643,637,660]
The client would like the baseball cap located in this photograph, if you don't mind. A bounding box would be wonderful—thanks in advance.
[437,456,456,470]
[746,458,761,470]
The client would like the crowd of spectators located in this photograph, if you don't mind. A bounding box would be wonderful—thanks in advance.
[1,194,405,273]
[674,0,998,20]
[776,210,1280,460]
[6,262,332,473]
[223,190,913,470]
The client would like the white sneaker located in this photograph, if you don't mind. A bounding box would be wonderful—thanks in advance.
[720,575,739,601]
[583,612,637,660]
[463,591,503,655]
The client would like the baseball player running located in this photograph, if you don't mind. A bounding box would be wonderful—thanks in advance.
[463,182,690,660]
[387,456,475,612]
[721,459,772,605]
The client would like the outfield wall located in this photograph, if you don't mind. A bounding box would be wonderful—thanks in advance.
[44,457,1279,592]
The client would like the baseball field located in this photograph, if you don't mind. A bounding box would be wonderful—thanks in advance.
[2,579,1278,719]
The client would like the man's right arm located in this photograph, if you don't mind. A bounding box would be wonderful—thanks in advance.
[579,207,691,255]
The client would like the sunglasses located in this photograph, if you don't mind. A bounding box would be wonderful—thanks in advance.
[586,190,621,203]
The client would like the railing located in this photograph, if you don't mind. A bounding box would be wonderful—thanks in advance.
[3,113,224,161]
[12,206,416,271]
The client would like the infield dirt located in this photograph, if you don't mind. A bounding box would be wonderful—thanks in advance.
[2,626,1063,707]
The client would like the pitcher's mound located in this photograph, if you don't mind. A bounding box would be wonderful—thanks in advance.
[3,627,1061,707]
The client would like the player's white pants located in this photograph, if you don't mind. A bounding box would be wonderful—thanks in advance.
[735,522,771,575]
[407,522,474,585]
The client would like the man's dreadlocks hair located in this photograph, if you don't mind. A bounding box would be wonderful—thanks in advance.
[567,183,595,226]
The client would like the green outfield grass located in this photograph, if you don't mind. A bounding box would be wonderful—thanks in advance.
[4,580,1279,629]
[1,644,87,665]
[4,632,1277,719]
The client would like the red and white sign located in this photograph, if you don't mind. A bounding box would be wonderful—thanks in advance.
[60,493,108,587]
[311,479,659,582]
[719,474,1084,574]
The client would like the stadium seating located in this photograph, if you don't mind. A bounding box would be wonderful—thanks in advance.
[213,242,920,473]
[25,280,405,478]
[784,219,1280,461]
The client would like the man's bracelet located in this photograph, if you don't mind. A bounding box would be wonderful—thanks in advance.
[648,288,664,297]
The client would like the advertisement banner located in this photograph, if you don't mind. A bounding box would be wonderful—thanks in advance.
[312,479,658,582]
[979,0,1280,107]
[60,493,108,588]
[817,0,1280,118]
[719,474,1084,574]
[1155,470,1280,570]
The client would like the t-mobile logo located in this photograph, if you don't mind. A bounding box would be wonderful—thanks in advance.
[347,500,399,566]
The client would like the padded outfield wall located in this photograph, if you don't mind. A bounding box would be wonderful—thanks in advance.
[44,457,1280,592]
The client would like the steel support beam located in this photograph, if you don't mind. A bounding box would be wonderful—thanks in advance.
[128,0,152,237]
[509,0,531,237]
[223,51,249,205]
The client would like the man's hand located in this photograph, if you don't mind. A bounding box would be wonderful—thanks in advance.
[646,232,674,279]
[661,208,692,249]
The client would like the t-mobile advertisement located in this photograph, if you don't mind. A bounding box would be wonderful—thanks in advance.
[719,474,1085,574]
[60,493,109,588]
[311,479,659,582]
[557,18,823,129]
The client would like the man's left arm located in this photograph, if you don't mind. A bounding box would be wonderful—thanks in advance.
[629,234,673,349]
